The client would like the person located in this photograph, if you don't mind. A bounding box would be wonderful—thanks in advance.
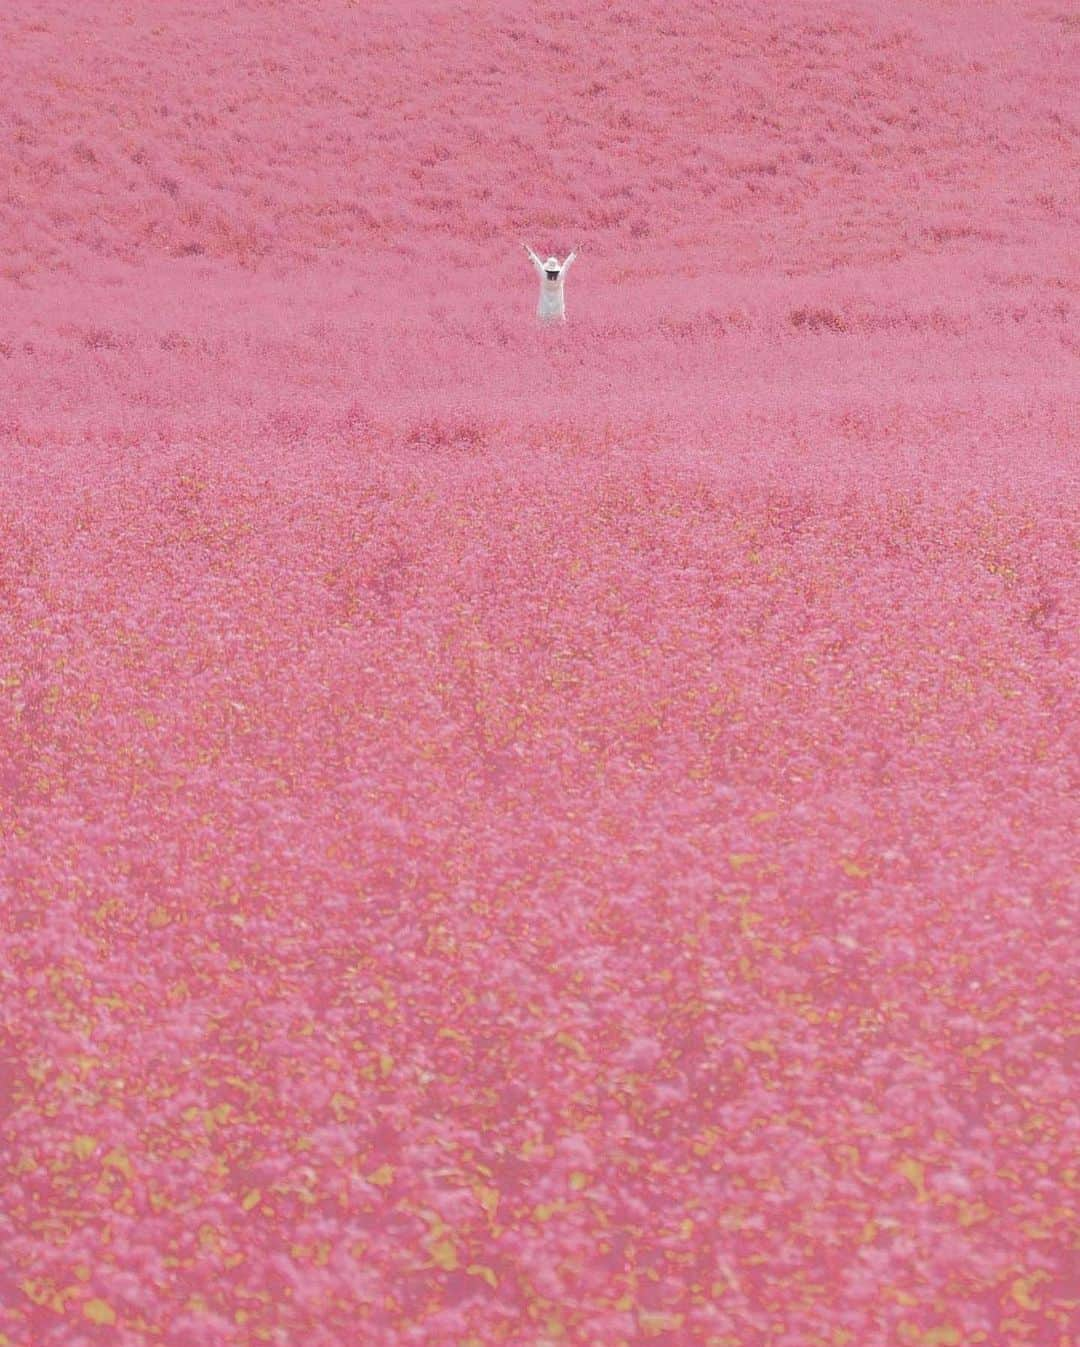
[522,243,580,322]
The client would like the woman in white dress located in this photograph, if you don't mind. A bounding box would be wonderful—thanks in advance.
[523,243,580,322]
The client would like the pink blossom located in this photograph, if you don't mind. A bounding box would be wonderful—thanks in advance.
[1,1,1076,1345]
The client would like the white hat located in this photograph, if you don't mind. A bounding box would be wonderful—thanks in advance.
[544,256,560,270]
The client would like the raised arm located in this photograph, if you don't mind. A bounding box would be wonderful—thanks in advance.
[562,247,580,272]
[522,242,544,273]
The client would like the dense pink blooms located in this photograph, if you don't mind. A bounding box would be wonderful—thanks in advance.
[1,1,1077,1345]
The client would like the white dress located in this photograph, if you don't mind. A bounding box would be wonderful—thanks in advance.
[529,251,577,322]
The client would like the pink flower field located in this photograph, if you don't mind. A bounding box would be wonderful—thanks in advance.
[1,2,1077,1345]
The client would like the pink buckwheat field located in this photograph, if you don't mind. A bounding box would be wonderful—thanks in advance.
[1,1,1078,1345]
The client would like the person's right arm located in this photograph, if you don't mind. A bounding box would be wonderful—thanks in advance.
[522,242,544,273]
